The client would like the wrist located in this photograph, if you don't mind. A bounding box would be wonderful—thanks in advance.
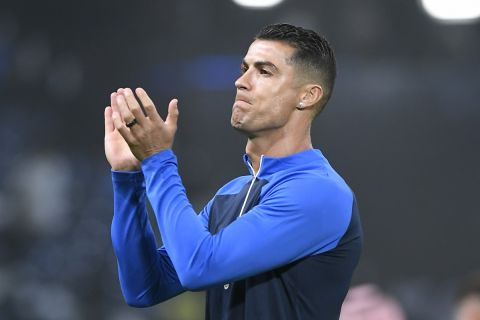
[136,145,172,161]
[110,160,141,172]
[111,166,140,172]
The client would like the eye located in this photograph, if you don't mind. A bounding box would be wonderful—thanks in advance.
[240,65,248,74]
[260,69,271,76]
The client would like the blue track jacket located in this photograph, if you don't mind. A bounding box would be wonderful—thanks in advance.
[111,148,362,319]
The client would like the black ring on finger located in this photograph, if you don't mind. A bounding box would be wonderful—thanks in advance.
[126,118,138,128]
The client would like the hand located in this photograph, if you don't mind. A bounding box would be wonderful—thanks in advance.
[111,87,179,161]
[104,91,141,171]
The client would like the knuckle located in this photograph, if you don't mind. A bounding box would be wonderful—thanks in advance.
[113,121,122,129]
[130,104,140,113]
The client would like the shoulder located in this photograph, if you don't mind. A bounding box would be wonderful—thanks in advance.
[268,172,351,207]
[253,170,354,254]
[260,168,353,230]
[265,157,352,204]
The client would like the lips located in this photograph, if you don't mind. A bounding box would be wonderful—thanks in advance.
[235,94,251,104]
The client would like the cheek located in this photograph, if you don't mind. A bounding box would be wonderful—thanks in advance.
[253,82,297,120]
[270,94,296,117]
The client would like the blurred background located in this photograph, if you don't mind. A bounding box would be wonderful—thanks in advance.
[0,0,479,319]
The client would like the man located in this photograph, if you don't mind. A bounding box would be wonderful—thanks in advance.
[104,23,362,319]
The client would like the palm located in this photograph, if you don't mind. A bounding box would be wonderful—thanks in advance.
[105,129,140,170]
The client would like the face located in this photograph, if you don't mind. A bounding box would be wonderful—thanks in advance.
[231,39,303,136]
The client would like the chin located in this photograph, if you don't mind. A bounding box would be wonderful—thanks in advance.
[231,119,247,132]
[231,120,243,130]
[231,114,243,128]
[231,122,258,139]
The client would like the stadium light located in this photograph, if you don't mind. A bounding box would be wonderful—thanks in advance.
[232,0,284,9]
[419,0,480,23]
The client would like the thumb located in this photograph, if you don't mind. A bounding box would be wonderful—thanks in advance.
[165,98,179,127]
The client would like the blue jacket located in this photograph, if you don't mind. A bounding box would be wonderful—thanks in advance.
[111,148,362,319]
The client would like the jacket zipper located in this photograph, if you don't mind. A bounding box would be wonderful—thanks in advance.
[224,155,264,290]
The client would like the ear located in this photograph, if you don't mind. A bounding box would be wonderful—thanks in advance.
[297,84,323,110]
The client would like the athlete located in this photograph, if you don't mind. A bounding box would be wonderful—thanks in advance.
[104,23,363,319]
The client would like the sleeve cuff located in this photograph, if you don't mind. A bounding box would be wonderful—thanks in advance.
[141,149,177,171]
[111,170,145,184]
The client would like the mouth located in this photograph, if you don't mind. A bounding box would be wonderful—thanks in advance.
[232,101,250,112]
[234,94,251,105]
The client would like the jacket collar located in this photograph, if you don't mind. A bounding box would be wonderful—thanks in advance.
[242,148,325,178]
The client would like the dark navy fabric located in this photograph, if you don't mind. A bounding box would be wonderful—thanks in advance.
[208,179,268,235]
[205,182,362,320]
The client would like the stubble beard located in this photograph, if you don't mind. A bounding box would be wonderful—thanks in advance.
[230,110,255,138]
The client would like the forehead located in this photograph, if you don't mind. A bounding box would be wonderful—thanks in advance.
[243,40,296,66]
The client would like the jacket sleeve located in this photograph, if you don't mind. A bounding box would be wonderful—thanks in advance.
[110,170,210,307]
[141,149,353,290]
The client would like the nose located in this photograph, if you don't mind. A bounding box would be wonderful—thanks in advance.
[235,71,250,91]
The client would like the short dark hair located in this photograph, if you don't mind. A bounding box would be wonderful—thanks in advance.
[255,23,336,116]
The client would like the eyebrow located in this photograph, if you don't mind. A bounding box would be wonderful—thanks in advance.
[241,60,279,72]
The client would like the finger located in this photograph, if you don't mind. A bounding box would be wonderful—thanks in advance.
[122,88,146,124]
[111,92,119,113]
[165,98,179,127]
[135,87,162,122]
[112,110,133,143]
[116,93,136,125]
[104,106,115,135]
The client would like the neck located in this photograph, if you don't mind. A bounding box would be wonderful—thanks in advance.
[245,126,313,173]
